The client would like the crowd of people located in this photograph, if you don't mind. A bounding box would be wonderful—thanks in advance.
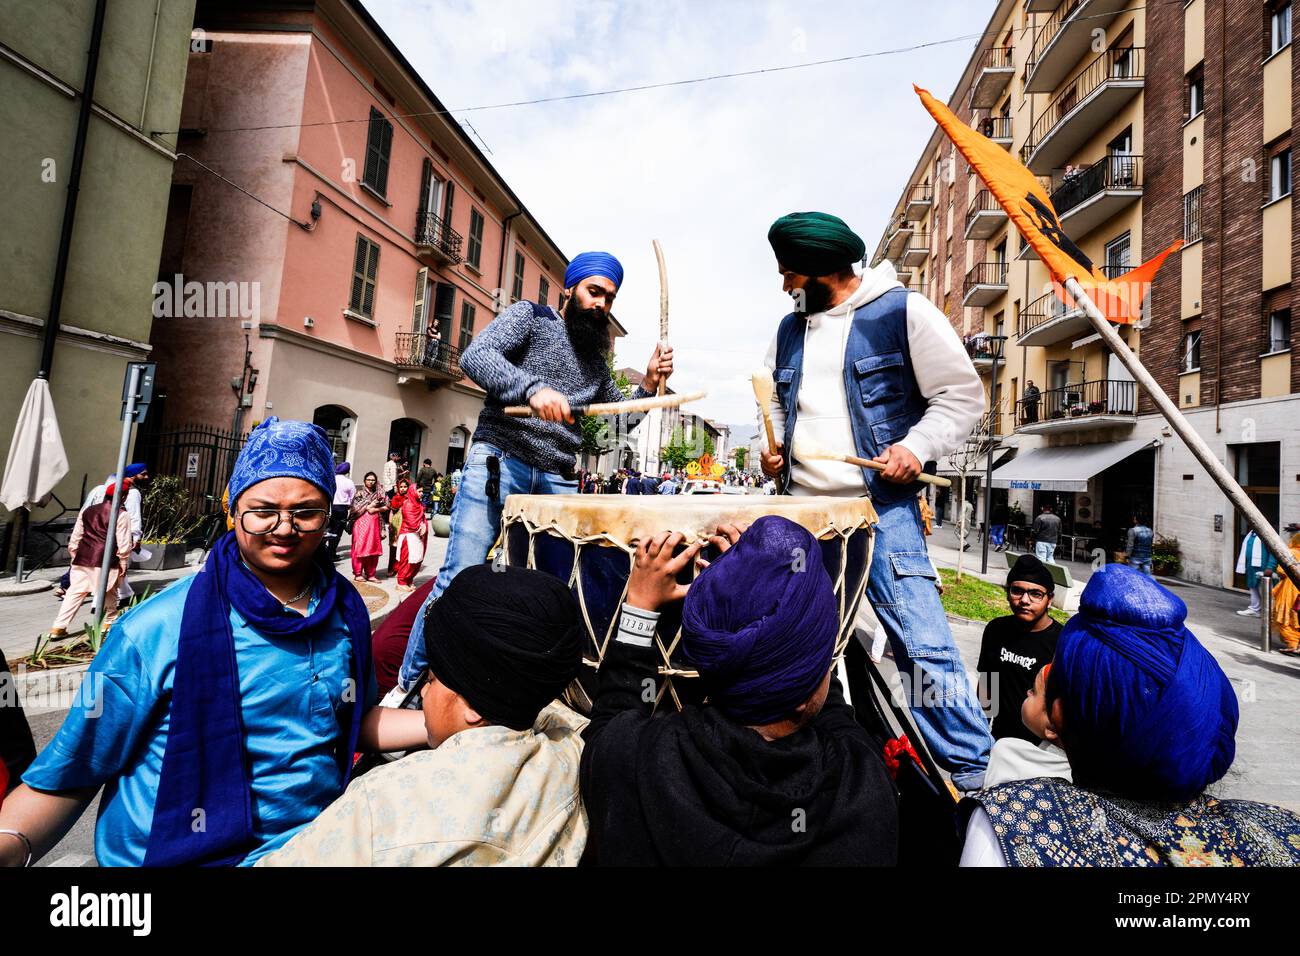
[575,468,771,495]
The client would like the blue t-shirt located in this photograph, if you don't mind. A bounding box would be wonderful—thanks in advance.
[24,573,376,866]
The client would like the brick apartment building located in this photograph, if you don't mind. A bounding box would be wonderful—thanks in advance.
[144,0,587,488]
[870,0,1298,588]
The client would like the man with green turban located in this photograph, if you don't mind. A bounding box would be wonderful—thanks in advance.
[758,210,993,791]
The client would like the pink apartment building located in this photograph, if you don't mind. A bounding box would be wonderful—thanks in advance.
[148,0,582,477]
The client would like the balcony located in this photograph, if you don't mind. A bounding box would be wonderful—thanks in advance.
[1026,0,1059,10]
[1026,0,1132,93]
[395,331,462,382]
[901,233,930,267]
[1016,378,1137,434]
[1019,288,1089,347]
[965,189,1008,240]
[1050,154,1142,236]
[905,183,933,220]
[976,114,1014,150]
[414,212,464,265]
[962,261,1009,308]
[972,47,1015,109]
[883,214,915,260]
[1023,47,1144,174]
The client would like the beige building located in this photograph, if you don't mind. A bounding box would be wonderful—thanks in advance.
[871,0,1299,588]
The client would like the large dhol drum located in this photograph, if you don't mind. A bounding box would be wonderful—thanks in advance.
[498,494,877,712]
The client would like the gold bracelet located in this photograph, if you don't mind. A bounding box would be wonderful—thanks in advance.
[0,829,33,867]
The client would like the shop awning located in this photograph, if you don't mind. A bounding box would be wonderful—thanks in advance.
[936,446,1016,478]
[990,439,1156,493]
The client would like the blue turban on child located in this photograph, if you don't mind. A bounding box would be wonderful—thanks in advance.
[565,251,624,291]
[1051,564,1237,802]
[681,516,837,724]
[227,417,336,506]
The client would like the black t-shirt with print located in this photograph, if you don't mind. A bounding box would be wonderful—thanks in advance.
[977,615,1062,743]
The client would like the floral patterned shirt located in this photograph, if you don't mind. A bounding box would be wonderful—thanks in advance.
[258,703,589,867]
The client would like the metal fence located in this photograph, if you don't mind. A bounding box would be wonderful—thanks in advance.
[133,424,247,511]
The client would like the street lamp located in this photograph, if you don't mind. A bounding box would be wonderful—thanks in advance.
[981,334,1009,575]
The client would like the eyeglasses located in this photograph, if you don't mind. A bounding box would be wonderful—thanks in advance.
[1008,585,1050,601]
[238,508,329,535]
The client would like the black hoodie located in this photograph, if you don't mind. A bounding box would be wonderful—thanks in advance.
[580,641,899,866]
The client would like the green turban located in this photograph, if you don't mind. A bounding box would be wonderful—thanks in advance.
[768,211,866,277]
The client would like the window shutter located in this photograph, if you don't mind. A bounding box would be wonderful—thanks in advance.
[364,107,383,189]
[412,267,429,331]
[362,240,380,318]
[349,236,368,312]
[376,117,393,195]
[459,301,475,353]
[443,181,455,224]
[418,158,432,215]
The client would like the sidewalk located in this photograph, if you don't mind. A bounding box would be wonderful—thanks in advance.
[922,521,1300,812]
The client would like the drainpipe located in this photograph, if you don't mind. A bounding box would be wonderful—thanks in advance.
[496,209,521,312]
[38,0,108,382]
[1213,0,1226,433]
[139,0,161,128]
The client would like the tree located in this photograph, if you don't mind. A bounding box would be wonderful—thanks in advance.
[733,447,748,471]
[701,434,715,458]
[661,425,693,471]
[946,406,1001,582]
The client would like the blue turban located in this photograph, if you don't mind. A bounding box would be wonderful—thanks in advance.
[565,251,624,291]
[1051,564,1237,802]
[335,462,351,476]
[124,463,147,479]
[681,516,837,724]
[227,417,336,507]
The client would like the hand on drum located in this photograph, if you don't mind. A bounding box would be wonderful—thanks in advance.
[695,523,748,571]
[627,531,703,612]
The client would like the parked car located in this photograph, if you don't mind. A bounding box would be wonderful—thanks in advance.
[683,480,722,495]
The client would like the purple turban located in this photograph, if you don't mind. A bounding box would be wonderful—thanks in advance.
[1050,564,1237,802]
[335,461,351,476]
[681,516,837,724]
[565,251,623,290]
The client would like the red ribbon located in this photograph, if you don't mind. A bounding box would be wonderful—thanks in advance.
[882,734,923,781]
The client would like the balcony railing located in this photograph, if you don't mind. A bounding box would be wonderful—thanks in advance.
[1020,288,1078,338]
[976,114,1014,143]
[1029,0,1084,71]
[395,331,462,378]
[1025,47,1144,157]
[1017,378,1137,426]
[972,47,1016,108]
[1050,154,1142,216]
[966,261,1008,286]
[965,189,1009,239]
[414,212,464,264]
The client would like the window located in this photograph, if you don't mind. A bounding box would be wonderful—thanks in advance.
[1270,148,1292,201]
[467,208,485,269]
[1272,2,1292,56]
[539,276,549,308]
[361,107,393,197]
[1186,68,1204,120]
[511,252,525,302]
[1105,233,1132,278]
[431,282,456,341]
[1267,308,1292,353]
[1183,187,1203,243]
[348,235,380,320]
[1181,330,1202,373]
[458,300,476,354]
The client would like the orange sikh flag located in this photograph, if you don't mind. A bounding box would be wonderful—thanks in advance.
[915,86,1179,323]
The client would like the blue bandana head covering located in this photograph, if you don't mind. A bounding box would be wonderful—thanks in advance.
[227,417,336,507]
[1051,564,1237,802]
[681,515,837,724]
[124,463,147,479]
[565,251,624,291]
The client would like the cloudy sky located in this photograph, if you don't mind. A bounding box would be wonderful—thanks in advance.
[367,0,991,428]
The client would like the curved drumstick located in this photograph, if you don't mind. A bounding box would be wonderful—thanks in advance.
[751,369,778,452]
[503,389,707,418]
[653,240,669,397]
[799,441,952,488]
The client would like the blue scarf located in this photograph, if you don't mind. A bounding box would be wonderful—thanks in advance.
[143,533,372,866]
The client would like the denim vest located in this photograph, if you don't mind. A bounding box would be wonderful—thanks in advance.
[774,288,934,504]
[1128,525,1153,563]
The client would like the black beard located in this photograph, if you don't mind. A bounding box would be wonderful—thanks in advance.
[564,298,611,362]
[797,277,834,317]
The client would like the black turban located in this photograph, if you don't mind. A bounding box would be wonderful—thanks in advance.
[768,211,867,277]
[1006,553,1055,593]
[424,564,584,730]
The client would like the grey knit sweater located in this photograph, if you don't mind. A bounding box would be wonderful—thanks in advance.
[461,301,650,474]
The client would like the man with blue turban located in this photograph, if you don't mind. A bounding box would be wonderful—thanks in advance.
[960,565,1300,867]
[580,517,898,866]
[392,251,674,697]
[1,419,427,866]
[758,211,992,791]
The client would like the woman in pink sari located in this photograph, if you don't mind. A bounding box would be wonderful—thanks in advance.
[349,471,386,582]
[390,475,427,591]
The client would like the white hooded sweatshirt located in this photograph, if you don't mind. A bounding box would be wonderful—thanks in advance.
[760,263,985,496]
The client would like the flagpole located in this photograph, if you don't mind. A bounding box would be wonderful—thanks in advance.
[1065,276,1300,592]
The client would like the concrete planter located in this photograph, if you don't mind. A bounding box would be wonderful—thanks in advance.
[132,542,188,571]
[431,514,452,538]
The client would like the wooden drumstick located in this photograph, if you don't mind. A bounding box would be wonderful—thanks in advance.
[751,369,778,453]
[799,443,953,488]
[503,389,707,418]
[653,239,669,397]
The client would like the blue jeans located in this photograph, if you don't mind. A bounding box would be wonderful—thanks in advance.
[1133,559,1153,576]
[868,495,992,791]
[398,442,577,689]
[1034,541,1056,565]
[990,524,1006,548]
